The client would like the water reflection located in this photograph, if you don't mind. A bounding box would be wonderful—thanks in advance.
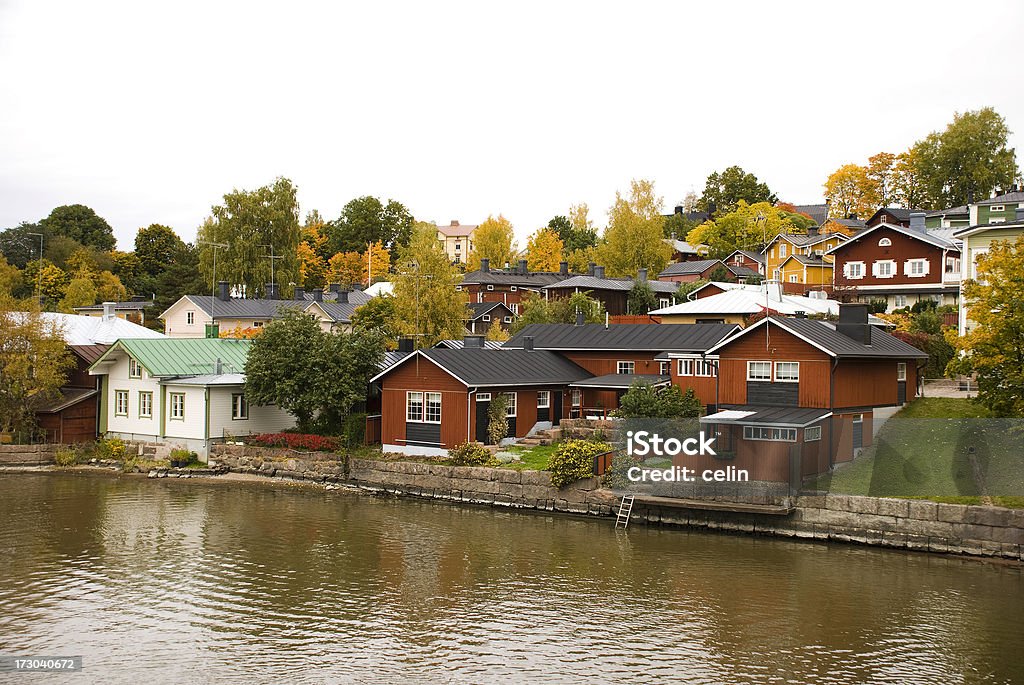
[0,473,1021,684]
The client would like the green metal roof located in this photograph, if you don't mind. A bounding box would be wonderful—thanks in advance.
[92,338,252,377]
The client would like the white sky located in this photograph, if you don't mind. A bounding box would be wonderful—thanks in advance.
[1,0,1022,251]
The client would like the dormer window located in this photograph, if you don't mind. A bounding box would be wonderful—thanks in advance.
[878,237,892,247]
[879,214,888,223]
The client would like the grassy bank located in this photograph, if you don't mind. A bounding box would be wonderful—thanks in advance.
[813,398,1024,508]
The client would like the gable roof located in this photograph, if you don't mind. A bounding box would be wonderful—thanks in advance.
[765,231,849,251]
[73,300,153,312]
[461,269,567,288]
[435,339,505,350]
[664,238,708,255]
[726,264,763,279]
[925,205,969,218]
[467,301,514,319]
[313,301,360,324]
[503,323,739,352]
[977,190,1024,205]
[953,218,1024,239]
[90,338,252,377]
[779,254,833,268]
[544,275,679,294]
[370,348,591,387]
[726,249,766,265]
[707,316,928,359]
[436,222,478,237]
[865,207,927,224]
[685,281,762,300]
[657,259,722,277]
[828,218,867,230]
[36,312,165,346]
[792,204,829,225]
[824,222,959,254]
[651,286,849,319]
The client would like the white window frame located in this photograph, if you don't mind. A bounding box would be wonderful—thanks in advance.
[114,390,129,417]
[906,259,929,277]
[482,314,491,322]
[804,425,822,442]
[696,359,717,377]
[742,426,797,442]
[846,261,865,279]
[138,391,152,419]
[616,361,635,375]
[788,274,798,283]
[503,316,513,323]
[779,243,787,258]
[487,284,494,291]
[455,285,463,291]
[874,260,896,278]
[510,286,518,292]
[852,413,863,424]
[747,361,772,381]
[170,392,185,421]
[894,295,908,308]
[571,389,581,407]
[128,357,142,379]
[510,303,519,315]
[990,205,1005,213]
[774,361,800,383]
[537,391,550,409]
[897,362,907,382]
[232,393,248,420]
[186,311,195,325]
[659,297,671,308]
[659,361,669,375]
[406,391,424,422]
[476,392,491,402]
[505,392,517,417]
[678,358,695,376]
[989,218,1006,224]
[878,237,892,247]
[424,392,442,423]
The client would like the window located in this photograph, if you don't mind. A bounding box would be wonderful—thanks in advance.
[804,426,822,442]
[537,391,550,409]
[789,274,798,283]
[678,358,695,376]
[128,357,142,379]
[989,218,1006,224]
[990,205,1005,212]
[906,259,928,277]
[659,361,669,375]
[879,214,888,223]
[476,392,491,402]
[946,257,960,274]
[510,303,519,315]
[487,285,494,291]
[743,426,797,442]
[406,392,423,421]
[505,392,517,417]
[482,315,491,322]
[873,260,896,278]
[454,242,461,251]
[659,297,671,308]
[696,359,717,377]
[571,389,581,407]
[232,393,248,420]
[503,316,512,323]
[774,361,799,382]
[617,361,635,375]
[894,295,908,308]
[253,321,264,328]
[424,392,441,423]
[878,237,892,247]
[510,286,518,292]
[139,391,153,418]
[846,261,865,279]
[170,393,185,420]
[779,243,787,258]
[115,390,129,416]
[747,361,772,381]
[186,311,195,325]
[455,285,463,291]
[897,362,907,381]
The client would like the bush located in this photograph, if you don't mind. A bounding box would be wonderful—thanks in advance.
[95,437,127,461]
[487,394,509,445]
[448,442,497,466]
[247,433,342,452]
[341,412,367,447]
[548,439,612,488]
[616,383,703,419]
[602,452,639,489]
[54,447,79,467]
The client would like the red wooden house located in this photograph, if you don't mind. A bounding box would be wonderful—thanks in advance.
[459,259,568,314]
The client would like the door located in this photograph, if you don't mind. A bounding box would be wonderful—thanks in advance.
[551,391,562,426]
[475,393,491,443]
[852,414,864,449]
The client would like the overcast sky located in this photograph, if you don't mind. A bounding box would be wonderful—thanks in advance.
[1,1,1022,251]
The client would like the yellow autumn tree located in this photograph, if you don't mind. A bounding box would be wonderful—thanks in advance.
[466,215,516,271]
[824,164,874,220]
[328,251,365,287]
[599,179,672,277]
[525,228,564,272]
[365,241,390,284]
[297,242,327,289]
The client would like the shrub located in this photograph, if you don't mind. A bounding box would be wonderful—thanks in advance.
[486,394,509,445]
[617,383,703,419]
[341,412,367,447]
[247,433,342,452]
[54,448,79,467]
[95,437,127,461]
[548,439,612,488]
[448,442,496,467]
[602,452,638,489]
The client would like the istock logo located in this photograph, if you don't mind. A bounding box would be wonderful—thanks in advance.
[626,430,717,457]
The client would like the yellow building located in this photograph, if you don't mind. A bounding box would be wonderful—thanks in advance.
[436,221,477,265]
[777,255,834,288]
[763,230,847,283]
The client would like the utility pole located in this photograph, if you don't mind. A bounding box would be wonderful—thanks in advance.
[199,241,229,325]
[261,244,282,293]
[28,232,43,304]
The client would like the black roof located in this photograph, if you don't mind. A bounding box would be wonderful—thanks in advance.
[727,249,766,265]
[182,295,360,323]
[726,264,762,278]
[544,275,679,294]
[377,349,591,387]
[461,269,567,288]
[867,207,926,223]
[709,316,928,359]
[569,373,670,389]
[703,405,832,428]
[792,204,829,225]
[467,301,514,319]
[658,259,722,277]
[504,323,739,352]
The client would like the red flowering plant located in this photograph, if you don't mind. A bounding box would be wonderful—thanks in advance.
[247,433,342,452]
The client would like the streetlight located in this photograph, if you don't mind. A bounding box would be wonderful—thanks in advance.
[27,232,43,303]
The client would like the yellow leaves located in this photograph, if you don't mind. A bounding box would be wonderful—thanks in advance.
[602,178,672,277]
[824,164,874,220]
[525,229,564,272]
[327,251,364,288]
[297,242,327,289]
[365,241,390,284]
[467,215,516,271]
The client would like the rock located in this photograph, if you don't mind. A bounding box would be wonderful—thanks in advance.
[158,471,167,478]
[147,470,158,478]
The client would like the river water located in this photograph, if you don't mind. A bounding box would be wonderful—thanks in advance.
[0,472,1021,684]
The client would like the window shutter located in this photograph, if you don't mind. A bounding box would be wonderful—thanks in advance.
[922,260,930,276]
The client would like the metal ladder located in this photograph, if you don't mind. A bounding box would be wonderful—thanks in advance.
[615,495,635,529]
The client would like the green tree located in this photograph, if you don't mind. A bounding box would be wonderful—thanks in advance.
[351,295,400,345]
[0,295,75,440]
[58,272,98,312]
[550,204,599,254]
[675,278,707,300]
[0,223,46,269]
[135,224,185,276]
[151,243,206,316]
[913,107,1020,208]
[110,251,144,295]
[327,196,413,255]
[0,255,22,296]
[600,179,673,277]
[686,201,799,258]
[696,166,778,216]
[627,280,657,314]
[865,152,898,208]
[22,261,69,308]
[486,393,509,445]
[892,149,926,209]
[950,235,1024,416]
[511,291,605,334]
[244,308,384,432]
[392,222,469,347]
[617,383,702,419]
[198,177,301,298]
[467,215,516,271]
[39,204,116,251]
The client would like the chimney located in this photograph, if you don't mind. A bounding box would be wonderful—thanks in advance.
[763,280,783,303]
[480,258,490,273]
[338,290,349,303]
[1015,206,1024,222]
[594,265,605,279]
[967,189,975,205]
[293,286,304,300]
[523,335,534,351]
[214,358,223,375]
[794,311,807,318]
[450,220,459,227]
[463,335,485,348]
[518,259,527,275]
[559,261,568,276]
[397,337,414,353]
[217,281,230,302]
[265,283,278,300]
[575,309,585,326]
[101,301,116,322]
[909,212,926,232]
[329,283,341,294]
[807,226,819,236]
[588,262,596,276]
[637,268,648,283]
[836,303,872,345]
[312,288,323,302]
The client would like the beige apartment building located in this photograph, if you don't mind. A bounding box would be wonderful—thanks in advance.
[436,220,477,265]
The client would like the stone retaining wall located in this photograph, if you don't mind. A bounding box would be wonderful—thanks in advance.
[0,444,58,466]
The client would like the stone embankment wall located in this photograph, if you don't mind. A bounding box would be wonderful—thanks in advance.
[0,444,58,466]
